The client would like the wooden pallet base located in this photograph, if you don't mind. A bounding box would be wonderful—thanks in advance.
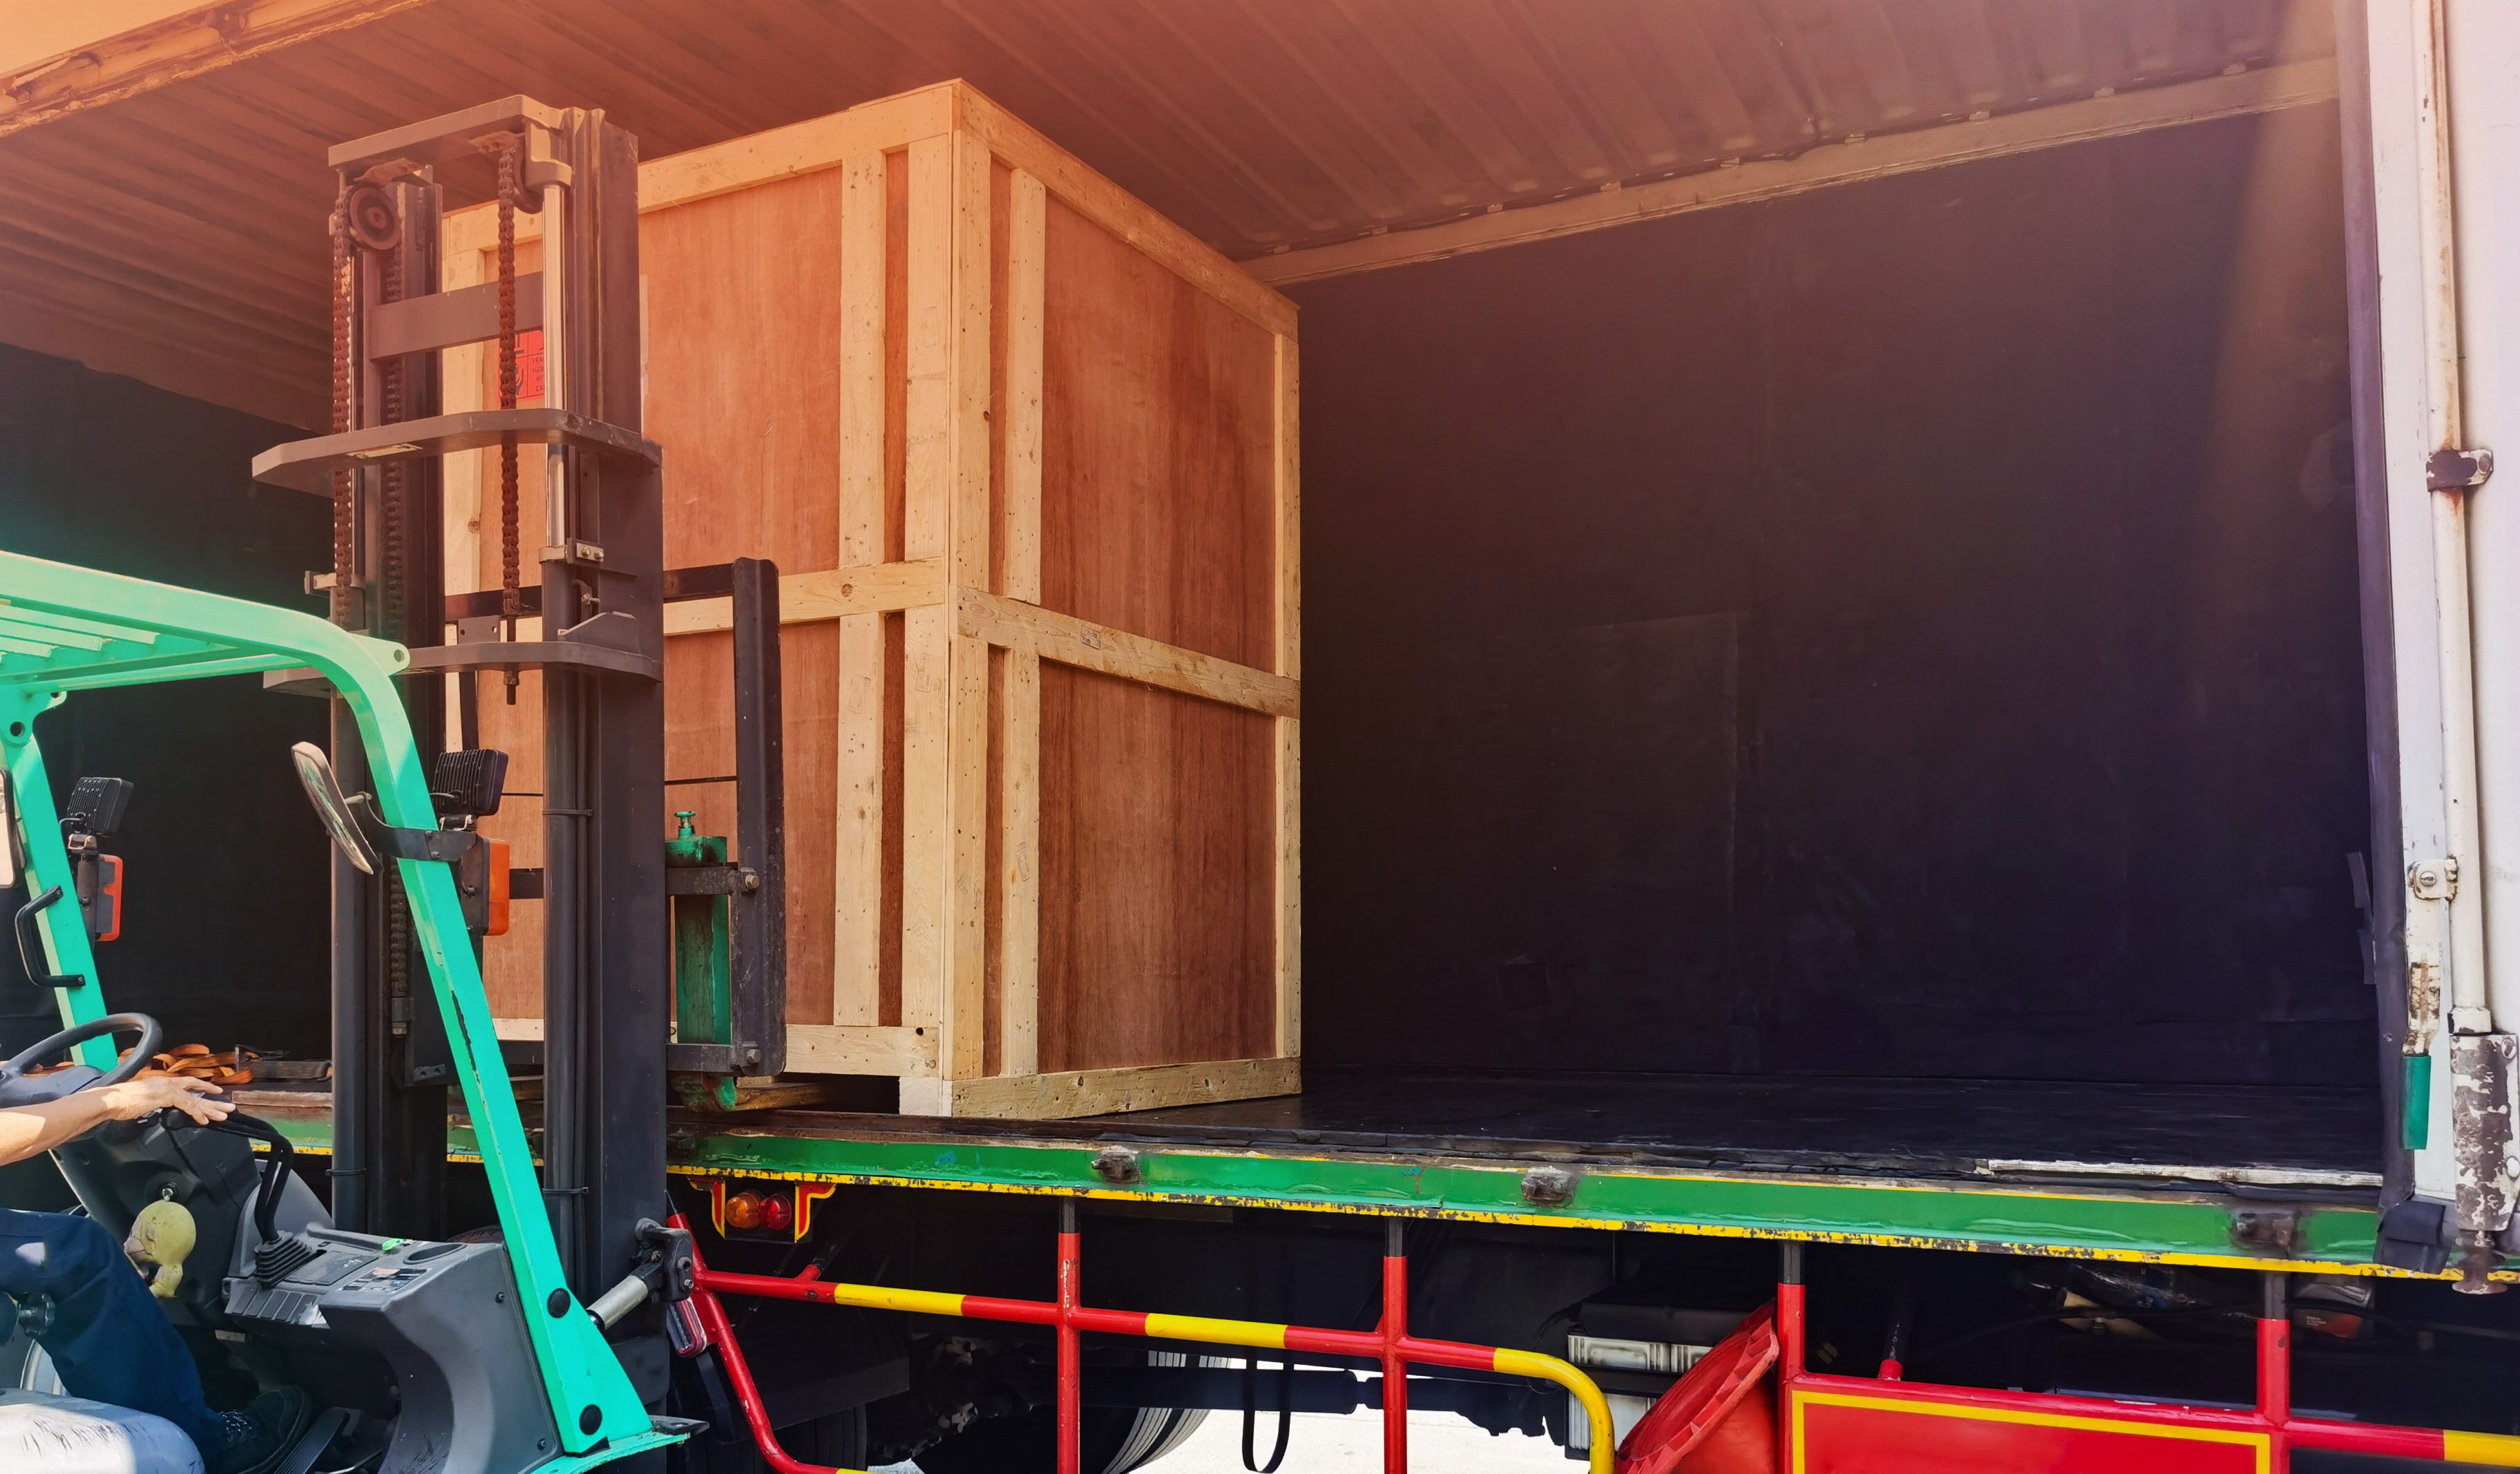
[896,1057,1301,1120]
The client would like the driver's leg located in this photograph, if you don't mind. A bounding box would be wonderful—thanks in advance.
[0,1205,228,1454]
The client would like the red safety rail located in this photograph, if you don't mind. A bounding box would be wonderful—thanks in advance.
[673,1207,1615,1474]
[680,1206,2520,1474]
[1774,1254,2520,1473]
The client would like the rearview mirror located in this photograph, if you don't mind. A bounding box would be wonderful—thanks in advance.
[289,742,377,875]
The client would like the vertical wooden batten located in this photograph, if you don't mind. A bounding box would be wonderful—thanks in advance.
[898,130,956,1054]
[833,148,888,1028]
[999,166,1047,1080]
[1273,334,1301,1060]
[937,121,995,1089]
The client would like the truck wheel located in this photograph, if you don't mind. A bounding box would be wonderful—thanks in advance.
[1093,1350,1210,1470]
[913,1349,1216,1473]
[917,1399,1208,1471]
[913,1406,1144,1474]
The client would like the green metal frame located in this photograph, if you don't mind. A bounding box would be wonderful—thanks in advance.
[1,684,113,1070]
[260,1112,2506,1285]
[0,551,674,1468]
[665,1131,2430,1277]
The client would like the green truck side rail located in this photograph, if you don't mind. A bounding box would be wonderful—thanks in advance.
[256,1112,2508,1285]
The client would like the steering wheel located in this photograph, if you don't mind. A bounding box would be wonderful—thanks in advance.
[0,1012,160,1093]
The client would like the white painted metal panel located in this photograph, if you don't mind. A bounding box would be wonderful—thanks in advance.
[2447,3,2520,1037]
[2357,0,2459,1200]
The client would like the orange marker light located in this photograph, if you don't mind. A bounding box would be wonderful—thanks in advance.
[93,855,124,942]
[725,1191,764,1232]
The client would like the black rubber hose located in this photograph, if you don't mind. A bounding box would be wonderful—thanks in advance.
[1240,1358,1292,1473]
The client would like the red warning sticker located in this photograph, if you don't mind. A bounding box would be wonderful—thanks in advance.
[517,328,546,402]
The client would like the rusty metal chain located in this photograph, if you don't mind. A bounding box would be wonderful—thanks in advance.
[495,133,524,642]
[379,202,406,641]
[327,174,354,626]
[494,133,530,705]
[381,230,414,1015]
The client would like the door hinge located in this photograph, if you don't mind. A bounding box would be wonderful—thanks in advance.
[2412,858,2460,902]
[2429,447,2495,490]
[2409,955,2444,1056]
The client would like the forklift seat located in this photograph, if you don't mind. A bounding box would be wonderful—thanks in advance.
[0,1388,202,1473]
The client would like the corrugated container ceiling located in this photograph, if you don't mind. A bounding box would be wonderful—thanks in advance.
[0,0,2332,427]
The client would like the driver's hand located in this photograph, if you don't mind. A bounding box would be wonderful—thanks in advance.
[97,1076,231,1126]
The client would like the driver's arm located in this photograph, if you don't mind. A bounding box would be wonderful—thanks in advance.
[0,1075,231,1167]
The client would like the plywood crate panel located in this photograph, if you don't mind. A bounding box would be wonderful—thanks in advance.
[441,82,1299,1118]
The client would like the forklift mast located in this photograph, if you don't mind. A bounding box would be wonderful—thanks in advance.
[256,97,673,1387]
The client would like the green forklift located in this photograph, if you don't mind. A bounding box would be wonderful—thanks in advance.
[0,548,687,1473]
[0,90,795,1473]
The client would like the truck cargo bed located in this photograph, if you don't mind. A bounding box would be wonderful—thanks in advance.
[242,1068,2381,1188]
[1060,1069,2382,1185]
[239,1067,2391,1272]
[719,1068,2380,1191]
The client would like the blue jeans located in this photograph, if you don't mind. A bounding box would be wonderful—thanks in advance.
[0,1205,227,1455]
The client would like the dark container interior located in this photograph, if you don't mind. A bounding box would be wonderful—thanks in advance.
[0,343,333,1066]
[1268,104,2379,1174]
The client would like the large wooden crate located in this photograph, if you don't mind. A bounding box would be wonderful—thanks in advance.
[439,82,1299,1118]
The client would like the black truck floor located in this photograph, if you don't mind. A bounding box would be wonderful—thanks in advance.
[239,1069,2385,1191]
[881,1068,2385,1187]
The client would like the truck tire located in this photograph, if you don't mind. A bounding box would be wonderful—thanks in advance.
[914,1406,1182,1474]
[915,1349,1213,1474]
[1094,1351,1209,1471]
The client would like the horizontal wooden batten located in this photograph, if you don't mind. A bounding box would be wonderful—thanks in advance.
[957,589,1298,720]
[441,79,1294,345]
[898,1057,1301,1121]
[787,1025,938,1077]
[448,559,944,642]
[662,559,944,635]
[440,87,957,261]
[494,1021,940,1078]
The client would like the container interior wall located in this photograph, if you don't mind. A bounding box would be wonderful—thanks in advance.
[1297,104,2376,1089]
[0,343,334,1064]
